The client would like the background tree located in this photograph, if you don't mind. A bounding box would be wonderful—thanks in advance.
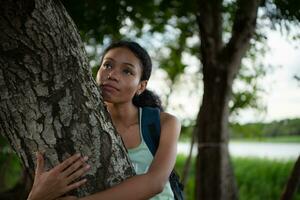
[194,1,261,199]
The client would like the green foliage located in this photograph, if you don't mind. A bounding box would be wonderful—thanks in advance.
[0,136,22,192]
[159,45,186,82]
[230,118,300,139]
[62,0,300,119]
[179,118,300,141]
[230,36,269,116]
[264,0,300,41]
[175,154,196,200]
[91,65,99,79]
[61,0,297,116]
[256,135,300,143]
[230,122,265,138]
[234,157,300,200]
[175,155,300,200]
[62,0,197,44]
[179,125,194,142]
[65,0,300,46]
[62,0,300,45]
[265,118,300,136]
[266,0,300,23]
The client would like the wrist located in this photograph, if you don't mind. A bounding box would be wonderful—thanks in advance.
[27,193,34,200]
[27,190,39,200]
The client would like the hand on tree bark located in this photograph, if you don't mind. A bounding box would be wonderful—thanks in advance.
[27,152,90,200]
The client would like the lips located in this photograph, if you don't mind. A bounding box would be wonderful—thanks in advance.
[100,83,120,92]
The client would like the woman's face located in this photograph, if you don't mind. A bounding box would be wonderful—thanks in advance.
[96,47,147,104]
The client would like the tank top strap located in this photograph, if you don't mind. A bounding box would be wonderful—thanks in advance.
[138,107,144,142]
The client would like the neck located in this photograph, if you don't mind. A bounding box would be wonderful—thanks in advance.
[106,102,139,127]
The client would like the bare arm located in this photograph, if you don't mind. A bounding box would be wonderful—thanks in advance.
[80,112,181,200]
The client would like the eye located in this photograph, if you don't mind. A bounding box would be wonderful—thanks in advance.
[102,62,112,69]
[123,68,134,76]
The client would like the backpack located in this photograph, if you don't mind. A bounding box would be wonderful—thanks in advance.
[141,107,184,200]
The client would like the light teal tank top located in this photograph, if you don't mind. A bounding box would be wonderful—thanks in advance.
[127,108,174,200]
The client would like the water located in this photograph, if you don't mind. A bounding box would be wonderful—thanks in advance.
[178,141,300,160]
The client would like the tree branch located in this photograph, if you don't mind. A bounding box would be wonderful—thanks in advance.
[222,0,261,73]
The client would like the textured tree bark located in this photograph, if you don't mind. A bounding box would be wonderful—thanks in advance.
[0,0,135,197]
[195,0,261,199]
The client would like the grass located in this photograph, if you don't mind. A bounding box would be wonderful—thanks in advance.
[175,154,300,200]
[1,152,299,200]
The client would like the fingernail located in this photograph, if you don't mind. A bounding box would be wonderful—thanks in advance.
[83,156,88,161]
[76,153,81,157]
[85,164,90,169]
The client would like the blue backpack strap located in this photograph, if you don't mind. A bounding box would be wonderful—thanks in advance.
[141,106,160,156]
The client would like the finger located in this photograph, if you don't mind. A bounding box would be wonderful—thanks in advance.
[62,156,88,177]
[55,153,81,172]
[35,151,45,176]
[66,164,90,184]
[64,178,87,193]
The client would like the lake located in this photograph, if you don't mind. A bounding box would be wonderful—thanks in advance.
[178,141,300,160]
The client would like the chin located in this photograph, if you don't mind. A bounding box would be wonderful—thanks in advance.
[103,96,113,102]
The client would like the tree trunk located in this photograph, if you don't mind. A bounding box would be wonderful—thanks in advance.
[195,64,238,200]
[0,0,135,197]
[195,0,260,199]
[280,155,300,200]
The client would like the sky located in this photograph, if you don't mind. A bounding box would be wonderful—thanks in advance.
[237,30,300,123]
[148,29,300,124]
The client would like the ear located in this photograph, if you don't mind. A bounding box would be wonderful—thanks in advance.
[137,80,147,95]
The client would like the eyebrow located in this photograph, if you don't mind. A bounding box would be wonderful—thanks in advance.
[104,57,136,69]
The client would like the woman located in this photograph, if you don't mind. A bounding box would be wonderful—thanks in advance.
[28,41,181,200]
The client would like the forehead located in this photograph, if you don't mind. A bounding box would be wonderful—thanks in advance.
[103,47,141,67]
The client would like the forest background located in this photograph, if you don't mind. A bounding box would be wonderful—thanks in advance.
[0,0,300,199]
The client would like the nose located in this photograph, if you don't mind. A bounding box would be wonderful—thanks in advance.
[107,69,119,81]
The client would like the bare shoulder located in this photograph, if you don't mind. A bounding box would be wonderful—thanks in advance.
[160,112,181,130]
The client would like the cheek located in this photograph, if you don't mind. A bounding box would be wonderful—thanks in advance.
[96,69,105,84]
[124,79,140,95]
